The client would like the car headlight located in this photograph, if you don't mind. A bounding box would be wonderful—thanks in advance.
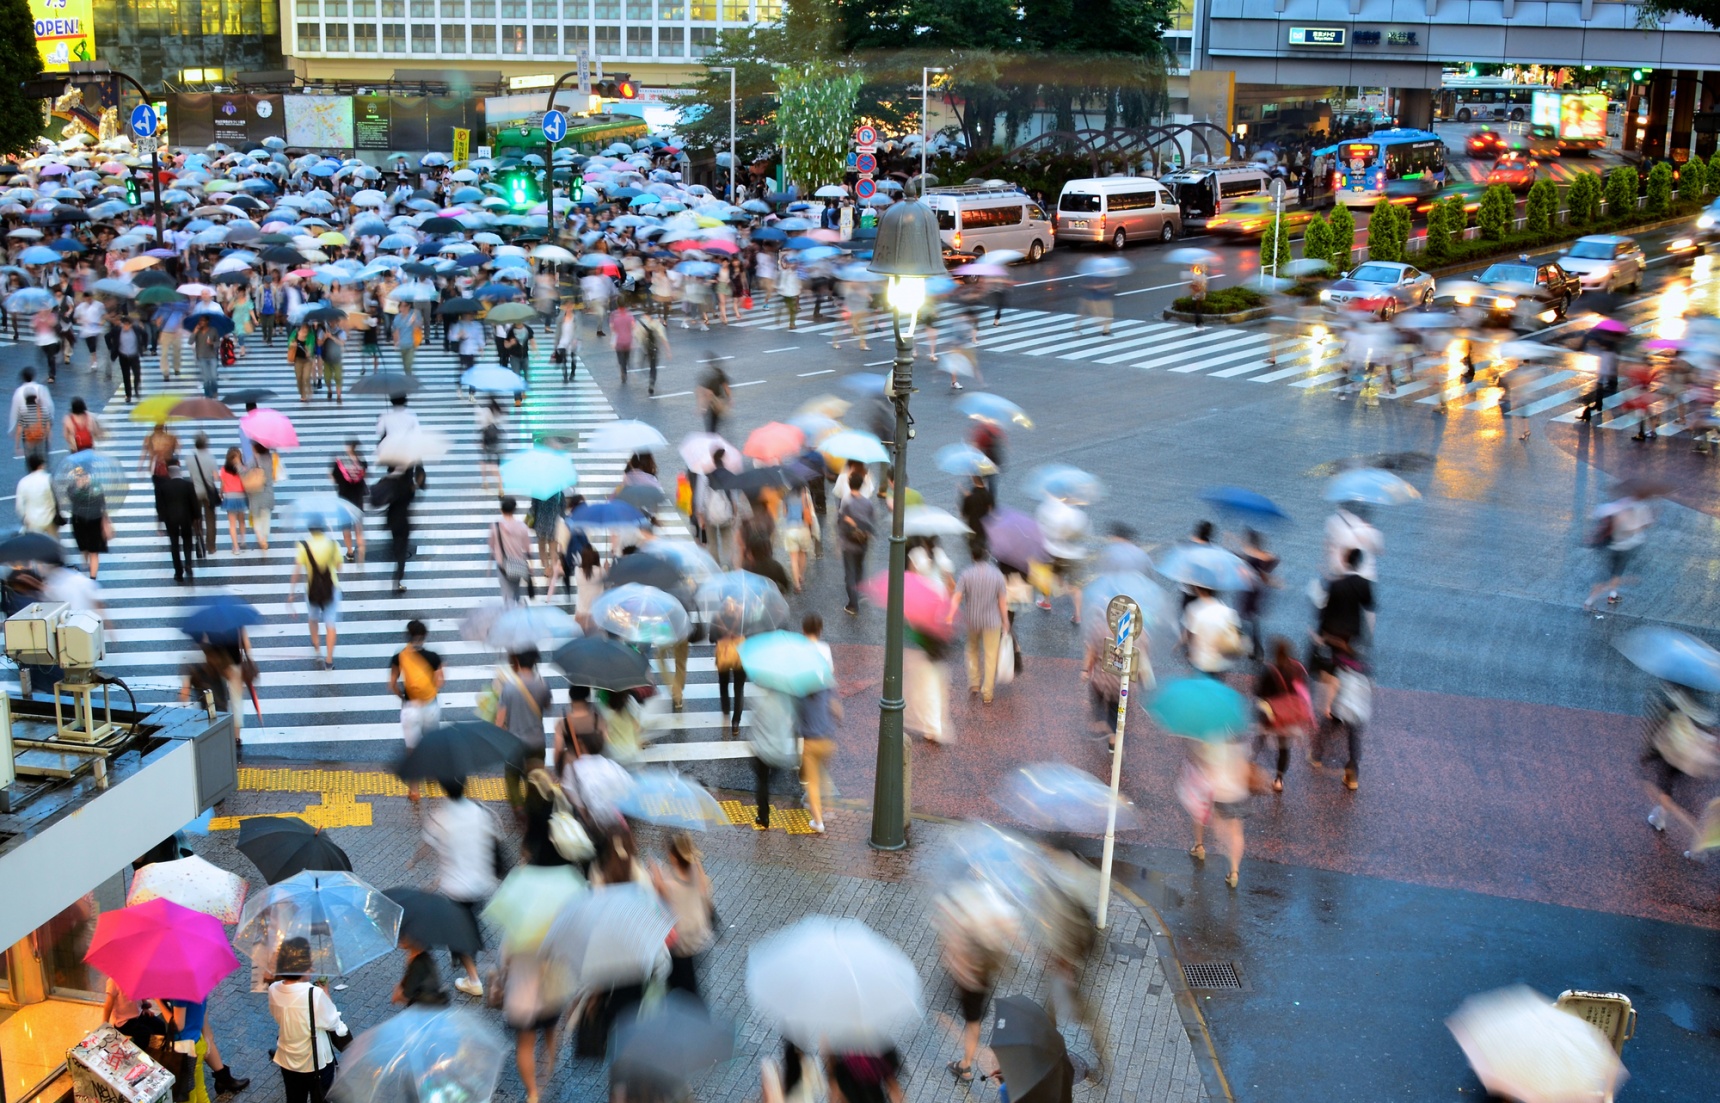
[1318,290,1331,302]
[1671,237,1695,251]
[1699,214,1715,229]
[1496,296,1516,309]
[1455,294,1472,305]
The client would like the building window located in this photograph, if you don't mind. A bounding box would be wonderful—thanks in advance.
[297,21,321,49]
[410,0,432,15]
[325,23,349,48]
[532,0,557,15]
[442,23,465,50]
[690,25,716,54]
[501,23,526,51]
[381,0,403,15]
[626,25,651,54]
[565,0,589,15]
[625,0,650,17]
[353,0,376,15]
[440,0,463,12]
[300,0,319,12]
[595,23,620,54]
[412,23,435,50]
[325,0,346,13]
[500,0,524,15]
[658,25,684,54]
[383,21,405,49]
[659,0,682,15]
[353,22,378,48]
[690,0,713,19]
[533,24,558,52]
[470,22,496,50]
[593,0,618,17]
[756,0,780,18]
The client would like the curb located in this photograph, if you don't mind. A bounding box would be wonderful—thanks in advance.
[1161,307,1274,325]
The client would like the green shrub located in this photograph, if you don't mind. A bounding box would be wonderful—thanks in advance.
[1645,161,1674,217]
[1710,150,1720,195]
[1477,184,1514,240]
[1443,195,1470,236]
[1422,199,1452,263]
[1171,285,1265,314]
[1565,172,1601,226]
[1525,179,1557,234]
[1679,156,1709,202]
[1366,198,1406,262]
[1259,210,1291,275]
[1603,166,1637,217]
[1302,214,1332,272]
[1327,203,1356,272]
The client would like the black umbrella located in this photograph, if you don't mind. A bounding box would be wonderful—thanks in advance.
[437,297,482,316]
[349,372,423,397]
[298,305,346,325]
[226,195,267,211]
[0,531,64,565]
[552,638,654,691]
[260,246,306,264]
[990,997,1071,1103]
[615,483,668,513]
[604,552,690,599]
[711,465,805,493]
[535,432,581,451]
[610,992,734,1089]
[383,886,483,955]
[212,271,252,286]
[401,261,439,277]
[395,719,525,783]
[223,387,278,404]
[236,816,354,884]
[419,216,466,235]
[133,270,174,289]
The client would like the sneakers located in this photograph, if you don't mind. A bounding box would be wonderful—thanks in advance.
[1648,805,1667,832]
[807,819,825,834]
[453,977,484,998]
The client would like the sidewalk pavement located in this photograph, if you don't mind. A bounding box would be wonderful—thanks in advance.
[188,768,1212,1103]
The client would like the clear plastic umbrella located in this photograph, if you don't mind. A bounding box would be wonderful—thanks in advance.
[695,571,790,637]
[482,865,587,954]
[1447,987,1626,1103]
[541,884,674,994]
[995,762,1139,834]
[54,449,127,509]
[1615,626,1720,692]
[586,420,670,454]
[232,870,403,978]
[746,917,924,1051]
[590,583,690,645]
[462,601,582,653]
[616,769,730,831]
[901,505,970,538]
[1152,543,1255,592]
[1324,467,1422,505]
[329,1007,508,1103]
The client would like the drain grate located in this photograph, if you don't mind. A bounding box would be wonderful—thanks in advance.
[1181,961,1244,990]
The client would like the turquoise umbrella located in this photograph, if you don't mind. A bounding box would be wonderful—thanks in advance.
[739,631,835,697]
[500,448,578,500]
[1148,676,1250,742]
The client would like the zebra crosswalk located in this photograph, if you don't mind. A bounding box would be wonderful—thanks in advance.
[44,339,746,755]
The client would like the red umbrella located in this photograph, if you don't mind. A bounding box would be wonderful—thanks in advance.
[239,408,299,450]
[861,571,954,639]
[743,422,806,465]
[84,898,239,1001]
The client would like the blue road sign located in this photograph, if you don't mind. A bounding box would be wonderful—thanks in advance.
[542,110,567,143]
[1114,608,1135,651]
[129,104,158,139]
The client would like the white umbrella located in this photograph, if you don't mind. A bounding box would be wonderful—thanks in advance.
[125,855,249,923]
[531,243,576,264]
[1448,987,1626,1103]
[746,917,924,1051]
[819,430,889,464]
[1166,247,1221,266]
[901,505,969,537]
[541,884,674,993]
[376,428,451,468]
[814,184,848,198]
[587,420,669,454]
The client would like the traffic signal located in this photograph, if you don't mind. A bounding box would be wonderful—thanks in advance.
[123,178,140,206]
[19,75,69,100]
[502,168,539,210]
[593,73,637,100]
[1632,69,1644,82]
[569,177,584,203]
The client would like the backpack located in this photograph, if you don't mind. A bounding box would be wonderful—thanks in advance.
[19,405,47,448]
[302,542,336,606]
[398,645,438,703]
[220,335,237,366]
[675,471,693,516]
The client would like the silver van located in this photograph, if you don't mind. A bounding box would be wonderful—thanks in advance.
[921,185,1055,263]
[1055,176,1180,249]
[1161,163,1283,229]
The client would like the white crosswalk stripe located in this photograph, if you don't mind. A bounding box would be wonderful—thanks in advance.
[40,339,749,753]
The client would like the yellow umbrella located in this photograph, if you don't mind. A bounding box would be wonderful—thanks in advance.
[121,255,160,272]
[482,864,587,953]
[693,214,723,228]
[130,394,184,423]
[317,231,349,246]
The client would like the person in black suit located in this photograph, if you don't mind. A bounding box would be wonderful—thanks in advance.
[159,460,200,584]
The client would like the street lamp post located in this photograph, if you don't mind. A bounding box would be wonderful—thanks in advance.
[920,67,945,190]
[542,71,583,242]
[67,62,163,243]
[866,200,948,850]
[710,66,737,203]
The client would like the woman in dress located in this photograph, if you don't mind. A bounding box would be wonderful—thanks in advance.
[244,444,275,551]
[220,448,249,554]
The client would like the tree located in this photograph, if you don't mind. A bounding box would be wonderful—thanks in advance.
[1422,199,1452,263]
[1259,210,1290,275]
[1443,195,1470,241]
[1302,215,1332,273]
[1477,184,1514,240]
[1710,149,1720,194]
[777,63,866,191]
[1681,155,1709,201]
[1525,179,1558,235]
[1327,203,1356,273]
[1366,198,1406,262]
[0,0,43,157]
[1603,166,1637,219]
[1645,161,1674,217]
[1565,171,1601,226]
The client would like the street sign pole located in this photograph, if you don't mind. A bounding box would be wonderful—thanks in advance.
[1096,595,1141,930]
[540,104,570,242]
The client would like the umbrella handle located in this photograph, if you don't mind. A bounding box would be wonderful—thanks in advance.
[250,684,263,718]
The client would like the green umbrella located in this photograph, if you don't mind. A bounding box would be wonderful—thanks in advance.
[484,301,538,324]
[481,865,587,953]
[1148,676,1250,742]
[137,286,185,305]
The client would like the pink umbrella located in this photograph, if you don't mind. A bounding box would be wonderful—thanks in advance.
[240,408,299,449]
[1592,318,1629,334]
[744,422,807,464]
[679,432,742,475]
[84,898,239,1001]
[861,571,954,639]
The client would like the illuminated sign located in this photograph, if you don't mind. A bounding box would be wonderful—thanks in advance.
[32,0,95,71]
[1288,26,1345,47]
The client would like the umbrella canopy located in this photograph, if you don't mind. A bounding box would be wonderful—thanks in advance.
[746,917,924,1051]
[901,505,969,538]
[482,864,588,954]
[679,432,742,474]
[349,372,423,397]
[1149,676,1251,742]
[935,443,999,478]
[1447,987,1627,1103]
[695,570,791,637]
[84,899,239,1001]
[0,531,64,565]
[542,883,675,993]
[279,495,363,532]
[611,993,735,1090]
[375,427,451,468]
[462,601,581,653]
[585,420,669,455]
[820,430,889,464]
[381,887,483,956]
[126,855,249,923]
[982,508,1045,571]
[739,630,836,697]
[568,499,650,532]
[859,572,953,639]
[170,397,236,421]
[484,301,538,323]
[1615,627,1720,692]
[461,365,527,394]
[1022,464,1103,505]
[239,408,299,450]
[590,583,690,644]
[990,997,1071,1103]
[1198,486,1288,521]
[744,421,807,464]
[552,637,654,691]
[615,769,729,831]
[179,594,263,642]
[1152,543,1254,592]
[236,815,353,883]
[1324,467,1421,505]
[329,1007,509,1103]
[500,448,579,499]
[954,392,1034,429]
[55,449,128,509]
[131,393,187,423]
[233,870,404,978]
[395,720,526,783]
[996,763,1139,834]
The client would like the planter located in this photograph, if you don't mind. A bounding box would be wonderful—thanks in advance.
[1162,306,1274,325]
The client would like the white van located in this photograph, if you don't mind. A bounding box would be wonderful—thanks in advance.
[1054,176,1180,249]
[921,184,1055,263]
[1160,163,1285,229]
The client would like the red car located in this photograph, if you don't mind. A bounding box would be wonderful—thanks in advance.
[1486,155,1539,192]
[1466,129,1508,159]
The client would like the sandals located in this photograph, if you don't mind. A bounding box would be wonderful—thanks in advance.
[947,1062,974,1084]
[1189,844,1205,861]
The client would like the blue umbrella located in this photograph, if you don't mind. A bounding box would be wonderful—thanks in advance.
[1198,486,1289,521]
[996,762,1138,833]
[279,495,363,532]
[738,631,835,697]
[461,365,526,394]
[935,444,998,478]
[1324,468,1421,506]
[568,499,650,531]
[839,372,887,396]
[1149,676,1250,742]
[819,431,889,465]
[1023,464,1103,504]
[179,595,262,640]
[1152,544,1254,592]
[92,278,137,298]
[47,237,84,253]
[17,245,62,265]
[783,237,821,250]
[500,448,579,500]
[615,769,728,831]
[750,226,787,242]
[742,199,772,213]
[953,392,1033,428]
[4,288,54,312]
[675,260,720,277]
[1616,627,1720,692]
[473,283,520,301]
[1078,571,1172,639]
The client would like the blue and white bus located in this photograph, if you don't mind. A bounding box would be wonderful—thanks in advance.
[1320,128,1448,207]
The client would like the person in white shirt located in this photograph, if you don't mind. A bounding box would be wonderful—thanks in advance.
[375,395,420,443]
[265,937,350,1103]
[72,293,106,370]
[420,778,498,997]
[8,369,52,435]
[1324,505,1381,581]
[14,454,56,534]
[1183,588,1242,675]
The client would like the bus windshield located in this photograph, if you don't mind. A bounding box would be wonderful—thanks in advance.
[1059,193,1103,213]
[1340,142,1379,169]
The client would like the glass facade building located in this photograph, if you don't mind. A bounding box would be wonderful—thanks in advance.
[91,0,285,87]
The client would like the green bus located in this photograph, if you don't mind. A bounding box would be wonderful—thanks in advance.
[491,114,649,156]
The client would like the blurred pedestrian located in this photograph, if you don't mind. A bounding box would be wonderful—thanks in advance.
[491,497,535,604]
[476,397,505,495]
[191,314,220,398]
[243,444,274,552]
[389,620,443,803]
[610,302,634,382]
[1237,528,1279,661]
[1082,620,1150,751]
[554,301,579,382]
[1583,491,1656,610]
[494,647,552,807]
[1254,638,1312,792]
[14,454,55,535]
[1312,547,1374,724]
[796,613,840,834]
[188,433,220,558]
[650,832,714,996]
[418,778,497,999]
[375,465,416,595]
[696,357,731,434]
[1314,649,1371,791]
[66,461,110,579]
[286,522,343,669]
[1184,586,1244,676]
[950,546,1008,704]
[391,935,448,1007]
[933,881,1019,1084]
[220,448,249,553]
[837,468,875,616]
[1324,501,1381,582]
[330,440,367,563]
[1641,681,1720,848]
[1182,728,1251,887]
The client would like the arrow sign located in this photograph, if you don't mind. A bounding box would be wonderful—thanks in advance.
[129,104,158,140]
[541,110,567,143]
[1113,607,1135,651]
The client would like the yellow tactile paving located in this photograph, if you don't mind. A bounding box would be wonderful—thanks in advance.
[718,799,818,835]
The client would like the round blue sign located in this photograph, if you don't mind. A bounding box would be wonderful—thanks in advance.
[129,104,158,139]
[542,110,568,143]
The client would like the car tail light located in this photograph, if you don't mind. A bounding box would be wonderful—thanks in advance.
[953,231,962,248]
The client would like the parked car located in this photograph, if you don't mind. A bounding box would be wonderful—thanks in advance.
[1555,235,1646,294]
[1203,195,1315,238]
[1319,261,1437,318]
[1486,153,1540,192]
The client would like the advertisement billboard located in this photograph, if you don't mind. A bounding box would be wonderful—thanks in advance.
[168,94,287,150]
[33,0,95,71]
[1532,91,1608,143]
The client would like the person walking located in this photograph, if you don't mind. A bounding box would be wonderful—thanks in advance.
[243,444,275,552]
[637,309,669,396]
[476,398,505,495]
[264,939,350,1103]
[609,302,634,382]
[112,314,143,404]
[66,462,110,580]
[1237,528,1279,661]
[949,547,1008,704]
[695,358,731,435]
[1183,728,1251,888]
[330,441,368,563]
[554,301,579,382]
[419,778,498,999]
[376,466,416,596]
[288,321,319,402]
[31,308,61,383]
[13,393,49,463]
[779,479,816,592]
[836,469,875,616]
[904,538,954,744]
[650,833,714,997]
[190,314,221,398]
[493,648,553,807]
[796,613,839,833]
[61,395,97,455]
[318,323,346,404]
[1183,587,1245,676]
[1317,649,1371,792]
[219,449,250,554]
[257,278,279,346]
[159,461,200,585]
[14,454,56,536]
[286,522,343,669]
[394,303,422,374]
[388,620,443,803]
[186,434,220,560]
[1254,638,1313,792]
[490,498,535,604]
[933,881,1018,1084]
[1583,491,1656,610]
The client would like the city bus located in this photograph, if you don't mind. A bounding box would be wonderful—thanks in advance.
[1320,129,1448,207]
[1435,79,1553,123]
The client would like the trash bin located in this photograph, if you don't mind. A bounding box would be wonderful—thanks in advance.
[68,1024,176,1103]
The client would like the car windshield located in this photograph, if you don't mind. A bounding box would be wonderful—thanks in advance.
[1479,263,1536,284]
[1565,240,1615,260]
[935,209,956,231]
[1349,264,1401,284]
[1059,193,1102,213]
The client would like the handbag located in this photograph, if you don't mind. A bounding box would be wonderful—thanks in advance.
[994,632,1016,686]
[1261,664,1315,736]
[548,786,595,861]
[715,636,742,672]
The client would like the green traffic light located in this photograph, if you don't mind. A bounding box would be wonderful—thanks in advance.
[124,178,140,206]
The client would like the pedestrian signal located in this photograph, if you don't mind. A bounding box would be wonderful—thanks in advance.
[123,178,140,206]
[569,177,584,202]
[502,169,538,210]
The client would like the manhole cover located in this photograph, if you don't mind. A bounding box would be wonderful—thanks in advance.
[1181,960,1244,989]
[1304,451,1436,478]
